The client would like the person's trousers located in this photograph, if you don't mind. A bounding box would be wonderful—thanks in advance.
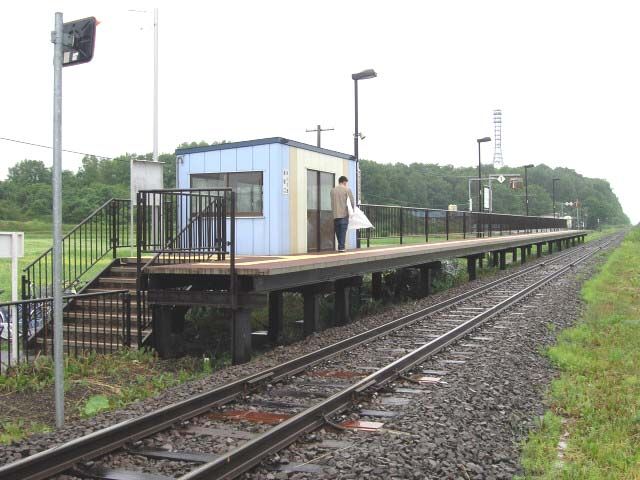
[334,216,349,250]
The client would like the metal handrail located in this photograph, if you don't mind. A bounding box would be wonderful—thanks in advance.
[21,198,130,300]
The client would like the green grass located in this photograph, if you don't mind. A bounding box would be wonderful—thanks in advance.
[518,227,640,479]
[0,349,213,443]
[0,220,123,302]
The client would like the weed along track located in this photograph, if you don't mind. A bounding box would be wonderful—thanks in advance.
[0,234,620,480]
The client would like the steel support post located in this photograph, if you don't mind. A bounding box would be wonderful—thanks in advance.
[268,291,284,344]
[232,308,253,365]
[512,248,518,263]
[557,239,562,252]
[334,280,351,326]
[499,250,506,270]
[478,254,484,269]
[371,272,383,301]
[303,289,321,335]
[520,246,527,265]
[418,265,432,297]
[152,305,187,359]
[548,241,553,254]
[536,243,542,258]
[467,256,477,281]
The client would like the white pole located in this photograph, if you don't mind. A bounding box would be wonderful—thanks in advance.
[10,233,18,362]
[153,7,158,163]
[52,12,65,428]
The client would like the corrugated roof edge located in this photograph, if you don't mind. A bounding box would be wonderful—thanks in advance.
[175,137,355,160]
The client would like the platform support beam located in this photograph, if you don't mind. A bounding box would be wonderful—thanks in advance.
[512,248,518,264]
[536,243,543,258]
[499,250,506,270]
[548,241,554,254]
[467,256,477,281]
[334,279,351,326]
[303,289,321,335]
[371,272,383,301]
[232,308,253,365]
[557,239,563,252]
[478,254,484,269]
[492,251,499,268]
[268,291,284,344]
[520,246,527,265]
[527,245,532,257]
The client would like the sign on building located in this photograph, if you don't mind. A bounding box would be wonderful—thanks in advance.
[131,159,164,205]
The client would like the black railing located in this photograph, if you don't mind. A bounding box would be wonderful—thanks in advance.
[22,199,130,300]
[136,188,236,345]
[0,290,131,373]
[357,204,567,247]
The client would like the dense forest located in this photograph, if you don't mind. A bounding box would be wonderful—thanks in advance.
[0,142,629,229]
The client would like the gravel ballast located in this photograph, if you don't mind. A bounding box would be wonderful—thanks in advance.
[245,243,616,479]
[0,237,615,479]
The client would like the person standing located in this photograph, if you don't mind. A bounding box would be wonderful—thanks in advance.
[330,176,355,252]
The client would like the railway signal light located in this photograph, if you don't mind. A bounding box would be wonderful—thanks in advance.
[60,16,97,66]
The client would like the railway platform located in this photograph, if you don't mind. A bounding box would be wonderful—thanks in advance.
[142,228,586,364]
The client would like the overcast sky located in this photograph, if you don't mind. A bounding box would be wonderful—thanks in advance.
[1,0,638,222]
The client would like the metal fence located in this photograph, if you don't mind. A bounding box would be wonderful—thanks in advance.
[357,204,567,247]
[0,290,131,373]
[22,198,130,300]
[136,188,236,344]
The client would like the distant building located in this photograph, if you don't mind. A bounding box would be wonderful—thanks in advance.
[176,138,357,256]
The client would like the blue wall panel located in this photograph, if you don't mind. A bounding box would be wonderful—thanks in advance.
[220,149,237,172]
[188,152,205,175]
[236,147,253,172]
[203,150,221,173]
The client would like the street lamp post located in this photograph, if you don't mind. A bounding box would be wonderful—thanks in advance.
[476,137,491,213]
[523,164,534,216]
[552,177,560,218]
[352,69,377,205]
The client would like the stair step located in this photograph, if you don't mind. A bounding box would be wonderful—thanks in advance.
[36,337,135,350]
[85,288,138,295]
[109,266,138,276]
[65,311,143,322]
[99,277,137,285]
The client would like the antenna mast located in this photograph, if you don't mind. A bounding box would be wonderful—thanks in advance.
[493,109,504,167]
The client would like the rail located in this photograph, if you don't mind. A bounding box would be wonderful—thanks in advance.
[21,198,130,300]
[0,290,131,373]
[136,188,236,345]
[0,231,606,480]
[357,204,567,247]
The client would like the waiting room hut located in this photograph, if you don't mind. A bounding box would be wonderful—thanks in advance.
[175,137,357,255]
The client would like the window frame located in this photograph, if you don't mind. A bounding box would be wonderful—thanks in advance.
[190,171,264,217]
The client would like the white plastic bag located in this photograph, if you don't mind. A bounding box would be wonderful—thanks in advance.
[347,198,374,230]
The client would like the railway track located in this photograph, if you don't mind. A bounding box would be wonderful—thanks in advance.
[0,234,619,480]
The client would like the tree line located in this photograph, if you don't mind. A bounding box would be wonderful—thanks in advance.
[360,160,628,227]
[0,142,629,228]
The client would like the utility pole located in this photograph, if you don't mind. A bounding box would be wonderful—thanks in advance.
[153,7,158,163]
[50,13,97,428]
[52,11,64,429]
[305,124,334,148]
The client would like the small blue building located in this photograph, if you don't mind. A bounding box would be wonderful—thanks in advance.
[175,138,357,256]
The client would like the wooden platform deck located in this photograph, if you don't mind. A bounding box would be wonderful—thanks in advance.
[145,230,586,290]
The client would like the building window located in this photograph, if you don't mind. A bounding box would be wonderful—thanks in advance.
[191,172,263,216]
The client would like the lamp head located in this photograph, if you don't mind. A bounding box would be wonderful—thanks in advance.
[477,137,491,143]
[352,69,377,81]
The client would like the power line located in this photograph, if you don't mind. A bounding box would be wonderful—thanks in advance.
[0,136,113,159]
